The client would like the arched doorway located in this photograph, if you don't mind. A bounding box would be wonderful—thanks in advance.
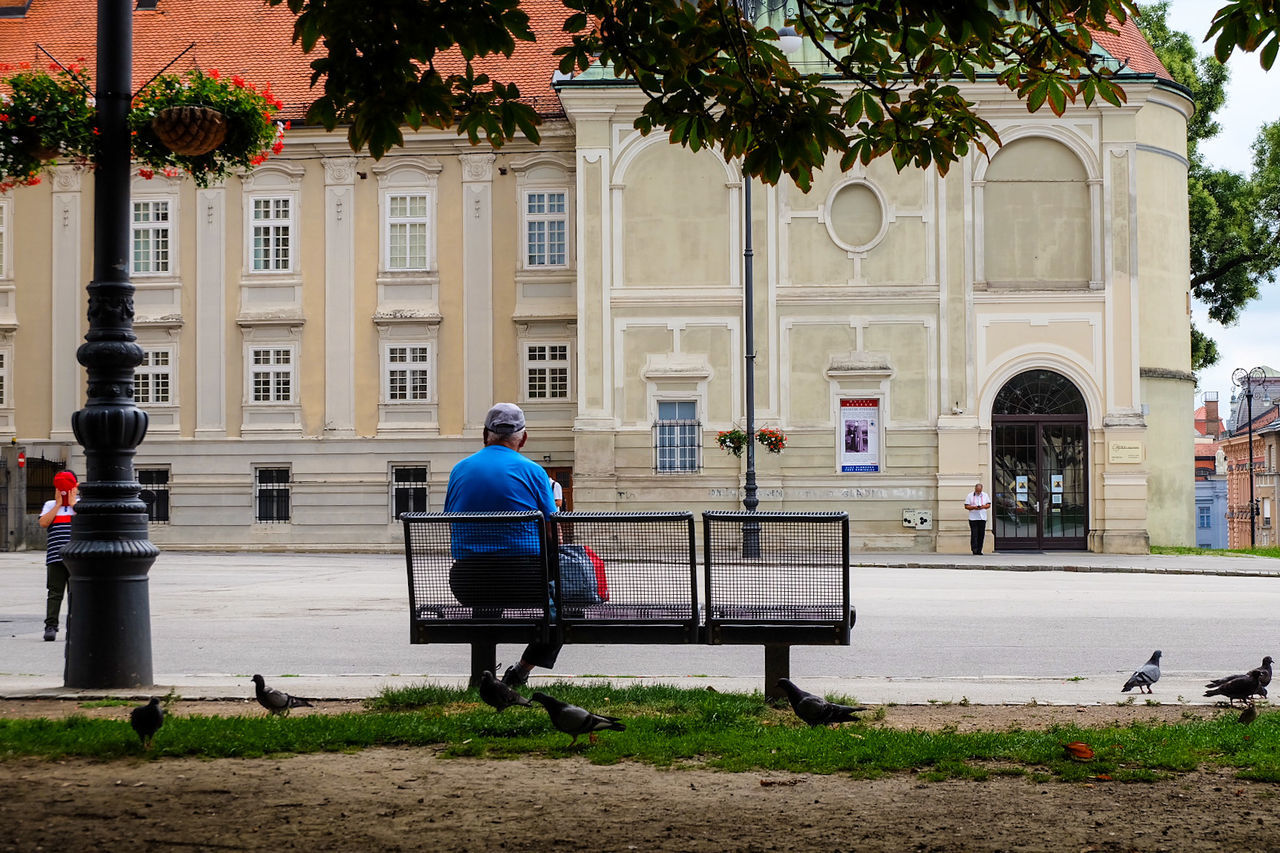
[991,369,1089,550]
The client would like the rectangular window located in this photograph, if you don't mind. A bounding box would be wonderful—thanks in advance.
[392,466,428,517]
[654,400,700,473]
[251,197,293,271]
[250,347,294,403]
[386,345,431,401]
[1197,504,1212,529]
[134,349,173,405]
[255,467,291,523]
[525,190,567,267]
[0,350,7,407]
[139,468,170,523]
[526,343,570,400]
[386,193,430,270]
[0,202,7,277]
[131,199,171,274]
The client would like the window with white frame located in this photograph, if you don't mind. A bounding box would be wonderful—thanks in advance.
[0,350,7,407]
[392,465,428,517]
[524,342,571,400]
[131,199,171,274]
[249,347,294,403]
[523,190,568,267]
[134,348,174,405]
[386,193,431,271]
[250,197,293,272]
[1197,504,1212,529]
[653,400,701,473]
[385,344,432,402]
[254,466,291,523]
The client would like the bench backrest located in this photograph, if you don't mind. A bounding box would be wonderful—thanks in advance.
[549,511,698,626]
[402,511,550,623]
[702,511,850,631]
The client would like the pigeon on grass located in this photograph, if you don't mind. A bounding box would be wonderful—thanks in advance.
[1121,650,1162,694]
[777,678,867,726]
[478,668,531,712]
[530,692,625,745]
[1203,670,1266,707]
[130,697,164,749]
[252,674,313,716]
[1207,656,1273,691]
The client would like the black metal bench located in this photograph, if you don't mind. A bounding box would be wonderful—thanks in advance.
[402,509,854,697]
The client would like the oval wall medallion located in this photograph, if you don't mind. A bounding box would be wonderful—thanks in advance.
[824,180,889,252]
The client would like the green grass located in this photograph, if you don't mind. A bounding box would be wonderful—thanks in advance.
[2,683,1278,784]
[1151,545,1280,558]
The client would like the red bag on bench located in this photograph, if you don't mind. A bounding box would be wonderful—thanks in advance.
[582,545,608,602]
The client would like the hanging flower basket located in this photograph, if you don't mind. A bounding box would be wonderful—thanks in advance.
[150,105,228,156]
[756,426,788,454]
[717,428,748,458]
[129,69,284,188]
[0,63,95,192]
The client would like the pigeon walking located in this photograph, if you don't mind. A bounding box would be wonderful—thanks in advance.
[478,668,531,712]
[252,674,313,716]
[530,692,625,745]
[1204,670,1265,706]
[1121,650,1162,694]
[777,678,867,726]
[129,697,164,749]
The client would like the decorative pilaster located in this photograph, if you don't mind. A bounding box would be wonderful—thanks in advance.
[460,152,496,430]
[324,156,358,435]
[195,181,227,436]
[50,165,84,441]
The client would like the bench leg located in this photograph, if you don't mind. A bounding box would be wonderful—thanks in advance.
[469,641,497,689]
[764,644,790,699]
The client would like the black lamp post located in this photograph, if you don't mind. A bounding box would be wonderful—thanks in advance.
[61,0,157,688]
[1232,366,1266,550]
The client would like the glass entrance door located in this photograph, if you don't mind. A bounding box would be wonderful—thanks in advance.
[991,370,1089,551]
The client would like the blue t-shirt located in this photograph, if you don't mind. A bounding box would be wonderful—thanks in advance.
[444,445,557,558]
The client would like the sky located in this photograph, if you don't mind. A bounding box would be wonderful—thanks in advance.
[1163,1,1280,413]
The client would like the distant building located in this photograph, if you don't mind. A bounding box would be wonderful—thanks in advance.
[1221,374,1280,548]
[1193,392,1227,548]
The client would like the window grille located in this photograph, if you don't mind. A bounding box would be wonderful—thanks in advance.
[392,466,428,517]
[254,467,291,523]
[139,468,170,523]
[654,401,701,473]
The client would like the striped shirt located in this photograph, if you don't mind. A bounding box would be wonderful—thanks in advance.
[41,501,75,565]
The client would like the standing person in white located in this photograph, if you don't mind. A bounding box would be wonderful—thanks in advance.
[964,483,992,556]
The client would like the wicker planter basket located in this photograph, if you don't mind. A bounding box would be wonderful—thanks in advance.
[151,105,228,156]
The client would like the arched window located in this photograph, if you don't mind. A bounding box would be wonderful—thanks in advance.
[992,369,1087,416]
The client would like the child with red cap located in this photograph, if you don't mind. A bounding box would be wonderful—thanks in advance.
[38,470,78,641]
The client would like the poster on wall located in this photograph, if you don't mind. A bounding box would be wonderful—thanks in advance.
[838,398,880,472]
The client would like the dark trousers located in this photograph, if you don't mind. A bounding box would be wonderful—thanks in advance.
[450,555,562,670]
[969,520,987,555]
[45,560,69,629]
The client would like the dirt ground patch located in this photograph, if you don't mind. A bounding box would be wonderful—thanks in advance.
[1,699,1276,852]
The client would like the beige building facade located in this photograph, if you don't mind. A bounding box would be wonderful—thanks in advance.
[1,12,1195,553]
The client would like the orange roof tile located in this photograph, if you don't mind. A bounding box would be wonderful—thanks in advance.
[0,0,572,122]
[1090,15,1171,79]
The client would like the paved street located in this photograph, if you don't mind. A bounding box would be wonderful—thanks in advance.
[2,548,1278,705]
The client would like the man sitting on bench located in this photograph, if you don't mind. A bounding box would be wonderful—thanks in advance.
[444,402,560,689]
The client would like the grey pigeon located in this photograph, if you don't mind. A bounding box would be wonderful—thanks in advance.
[1240,704,1260,725]
[1204,670,1265,706]
[530,692,625,745]
[1121,650,1162,694]
[478,668,531,712]
[129,697,164,749]
[1209,656,1274,691]
[777,678,867,726]
[252,673,313,715]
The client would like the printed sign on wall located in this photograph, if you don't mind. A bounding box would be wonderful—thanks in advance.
[839,398,880,473]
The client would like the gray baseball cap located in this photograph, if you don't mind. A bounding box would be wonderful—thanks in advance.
[484,402,526,435]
